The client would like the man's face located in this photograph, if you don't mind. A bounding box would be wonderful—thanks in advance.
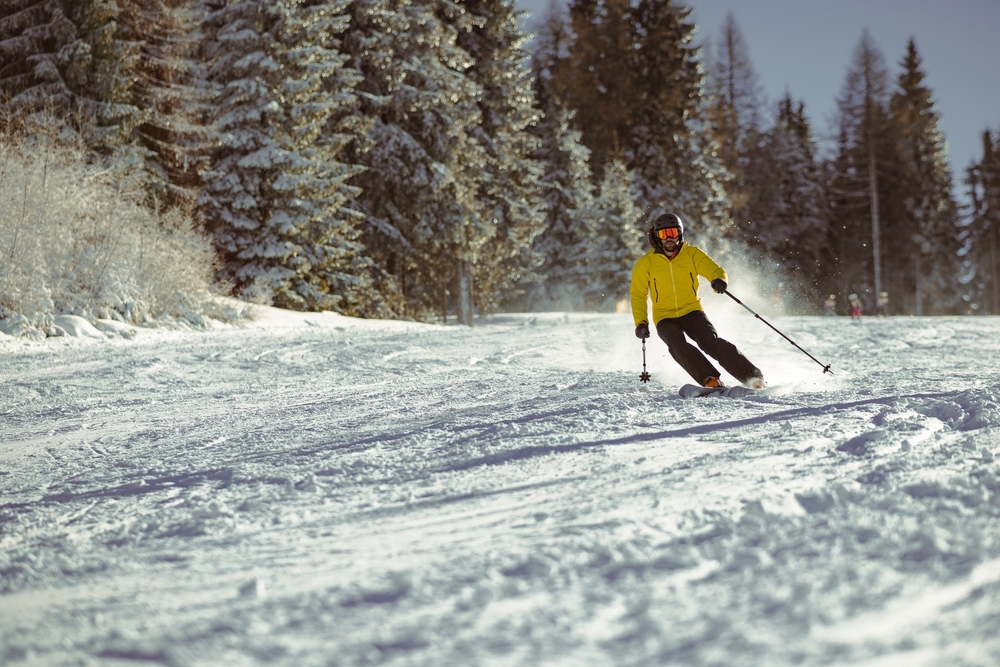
[657,227,682,252]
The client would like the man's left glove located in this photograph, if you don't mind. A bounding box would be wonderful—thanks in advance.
[635,322,650,339]
[711,278,728,294]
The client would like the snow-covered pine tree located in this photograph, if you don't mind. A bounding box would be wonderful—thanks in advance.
[199,0,367,312]
[706,11,764,220]
[116,0,213,210]
[558,0,633,179]
[580,158,642,311]
[887,39,962,314]
[525,2,596,311]
[528,106,596,310]
[740,93,828,302]
[550,1,729,239]
[965,129,1000,314]
[825,30,893,307]
[0,0,143,145]
[624,0,730,240]
[342,0,489,322]
[455,0,546,314]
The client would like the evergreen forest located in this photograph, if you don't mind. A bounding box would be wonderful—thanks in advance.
[2,0,999,334]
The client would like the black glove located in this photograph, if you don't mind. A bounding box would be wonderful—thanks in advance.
[711,278,727,294]
[635,322,650,339]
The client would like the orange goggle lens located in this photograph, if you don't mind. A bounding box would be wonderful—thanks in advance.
[656,227,680,240]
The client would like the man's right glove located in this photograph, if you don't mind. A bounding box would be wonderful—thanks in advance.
[635,322,650,339]
[711,278,728,294]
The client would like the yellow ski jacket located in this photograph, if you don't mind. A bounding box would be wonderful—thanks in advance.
[630,244,727,325]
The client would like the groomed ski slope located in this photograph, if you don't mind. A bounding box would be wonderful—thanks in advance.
[2,302,999,666]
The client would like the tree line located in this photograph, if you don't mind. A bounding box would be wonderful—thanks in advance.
[2,0,997,321]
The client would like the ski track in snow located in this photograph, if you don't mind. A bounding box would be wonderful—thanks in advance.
[1,308,1000,666]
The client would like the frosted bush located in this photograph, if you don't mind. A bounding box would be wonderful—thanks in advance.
[0,113,232,337]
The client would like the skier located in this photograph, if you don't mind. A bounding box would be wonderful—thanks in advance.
[824,294,837,316]
[630,211,766,390]
[849,293,863,320]
[875,291,889,317]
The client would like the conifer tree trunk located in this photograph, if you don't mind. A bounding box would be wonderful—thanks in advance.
[991,220,999,314]
[868,139,883,299]
[458,260,474,327]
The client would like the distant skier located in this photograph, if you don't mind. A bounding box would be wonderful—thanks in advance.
[630,211,767,390]
[875,291,888,317]
[824,294,837,316]
[849,293,863,320]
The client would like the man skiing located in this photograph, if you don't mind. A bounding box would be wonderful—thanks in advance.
[631,211,766,390]
[849,293,863,320]
[824,294,837,316]
[875,291,888,317]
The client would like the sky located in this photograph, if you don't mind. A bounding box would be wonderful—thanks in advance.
[516,0,1000,203]
[4,301,1000,664]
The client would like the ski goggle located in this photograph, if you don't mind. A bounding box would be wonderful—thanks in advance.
[656,227,681,240]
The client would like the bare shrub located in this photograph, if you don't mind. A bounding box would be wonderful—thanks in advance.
[0,110,232,337]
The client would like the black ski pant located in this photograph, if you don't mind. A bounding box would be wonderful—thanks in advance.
[655,310,760,385]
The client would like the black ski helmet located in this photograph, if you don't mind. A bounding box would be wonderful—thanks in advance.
[648,211,685,248]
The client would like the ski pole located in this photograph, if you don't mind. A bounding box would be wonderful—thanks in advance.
[639,336,651,383]
[723,290,833,375]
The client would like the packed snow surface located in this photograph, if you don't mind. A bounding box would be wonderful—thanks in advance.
[2,302,1000,666]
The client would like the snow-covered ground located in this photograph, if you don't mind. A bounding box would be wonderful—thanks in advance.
[2,301,999,666]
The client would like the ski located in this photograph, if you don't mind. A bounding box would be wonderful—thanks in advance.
[679,383,756,399]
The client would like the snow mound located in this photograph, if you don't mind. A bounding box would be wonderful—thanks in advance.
[53,314,105,339]
[836,429,889,455]
[911,387,1000,431]
[94,319,138,339]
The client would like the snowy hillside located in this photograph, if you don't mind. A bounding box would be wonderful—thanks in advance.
[2,304,999,666]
